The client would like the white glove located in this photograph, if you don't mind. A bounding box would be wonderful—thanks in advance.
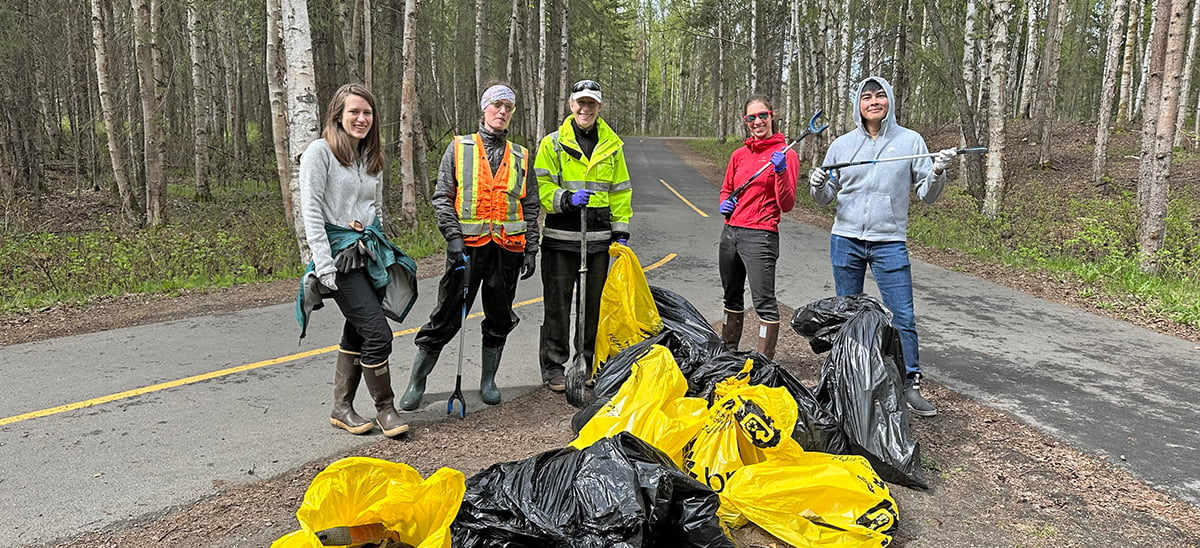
[318,272,338,291]
[932,148,957,174]
[809,168,830,189]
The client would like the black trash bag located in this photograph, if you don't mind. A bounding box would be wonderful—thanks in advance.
[571,288,725,433]
[686,350,847,455]
[792,294,927,489]
[451,432,735,548]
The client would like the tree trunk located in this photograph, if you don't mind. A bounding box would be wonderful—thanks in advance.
[266,0,295,233]
[1034,0,1067,167]
[187,1,211,201]
[363,0,373,89]
[474,0,483,93]
[1134,1,1157,119]
[558,0,569,122]
[1093,0,1130,186]
[982,0,1012,219]
[536,0,547,139]
[961,0,980,109]
[1117,0,1142,123]
[1016,0,1041,118]
[338,0,359,82]
[90,0,140,224]
[716,7,726,143]
[282,0,321,261]
[398,0,420,226]
[131,0,166,226]
[1136,0,1187,273]
[923,0,986,204]
[1172,0,1199,147]
[750,0,759,92]
[506,0,519,82]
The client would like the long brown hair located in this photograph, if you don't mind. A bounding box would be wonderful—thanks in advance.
[743,95,780,136]
[321,83,384,175]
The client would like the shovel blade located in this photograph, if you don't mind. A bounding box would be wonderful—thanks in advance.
[565,356,590,408]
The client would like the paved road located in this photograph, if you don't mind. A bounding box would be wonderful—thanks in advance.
[2,137,1198,546]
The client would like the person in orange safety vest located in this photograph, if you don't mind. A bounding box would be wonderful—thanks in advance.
[400,83,541,410]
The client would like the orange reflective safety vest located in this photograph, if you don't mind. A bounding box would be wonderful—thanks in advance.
[453,134,530,252]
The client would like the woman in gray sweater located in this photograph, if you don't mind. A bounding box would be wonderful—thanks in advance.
[298,83,411,438]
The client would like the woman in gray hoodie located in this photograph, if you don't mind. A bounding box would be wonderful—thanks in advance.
[808,76,957,417]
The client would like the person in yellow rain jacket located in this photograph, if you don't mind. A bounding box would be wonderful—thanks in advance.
[400,83,540,410]
[533,79,632,392]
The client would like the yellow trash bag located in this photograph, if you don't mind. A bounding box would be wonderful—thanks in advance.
[721,452,898,548]
[570,344,708,466]
[271,457,466,548]
[594,243,663,371]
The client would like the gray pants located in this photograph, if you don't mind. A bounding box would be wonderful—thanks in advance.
[718,225,780,322]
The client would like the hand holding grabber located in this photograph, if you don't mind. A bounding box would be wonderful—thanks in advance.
[722,109,829,219]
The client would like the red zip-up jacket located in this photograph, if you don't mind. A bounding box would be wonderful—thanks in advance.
[720,132,800,233]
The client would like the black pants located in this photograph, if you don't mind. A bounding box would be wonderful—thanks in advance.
[414,242,523,352]
[718,224,780,322]
[539,246,609,381]
[331,269,392,366]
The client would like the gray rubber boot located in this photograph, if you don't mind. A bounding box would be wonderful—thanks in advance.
[480,346,503,405]
[904,373,938,417]
[721,310,744,352]
[399,349,440,411]
[329,350,374,434]
[361,361,410,437]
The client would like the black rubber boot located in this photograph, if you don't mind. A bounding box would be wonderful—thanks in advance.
[399,349,440,411]
[361,361,410,437]
[756,321,780,360]
[480,346,503,405]
[329,350,373,434]
[904,373,938,417]
[721,310,744,352]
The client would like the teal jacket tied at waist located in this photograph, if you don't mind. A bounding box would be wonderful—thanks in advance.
[295,221,418,340]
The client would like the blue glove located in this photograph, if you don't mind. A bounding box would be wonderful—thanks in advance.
[569,189,595,208]
[719,198,738,215]
[770,151,787,173]
[616,239,628,246]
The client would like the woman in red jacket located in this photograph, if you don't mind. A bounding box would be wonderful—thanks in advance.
[717,95,800,359]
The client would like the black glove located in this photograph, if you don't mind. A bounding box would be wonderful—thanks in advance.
[447,236,465,257]
[520,253,537,280]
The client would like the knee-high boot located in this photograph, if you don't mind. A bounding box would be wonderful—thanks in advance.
[756,321,780,360]
[361,361,410,438]
[399,349,440,411]
[721,310,744,351]
[480,346,503,405]
[330,350,374,434]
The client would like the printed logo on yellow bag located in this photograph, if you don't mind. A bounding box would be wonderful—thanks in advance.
[732,397,782,449]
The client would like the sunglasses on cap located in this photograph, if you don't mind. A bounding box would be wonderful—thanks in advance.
[743,111,772,123]
[572,79,601,92]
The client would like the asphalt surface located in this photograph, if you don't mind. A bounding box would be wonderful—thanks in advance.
[2,137,1198,546]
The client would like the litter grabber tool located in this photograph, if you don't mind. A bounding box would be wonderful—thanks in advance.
[819,146,988,171]
[724,109,829,219]
[565,205,590,408]
[447,255,469,418]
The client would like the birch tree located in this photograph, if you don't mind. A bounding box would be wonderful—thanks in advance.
[397,0,420,225]
[282,0,321,259]
[474,0,483,93]
[535,0,547,139]
[982,0,1011,219]
[90,0,140,224]
[1136,0,1187,273]
[1172,0,1199,147]
[187,1,211,202]
[131,0,167,226]
[1092,0,1130,186]
[266,0,295,231]
[1116,0,1141,123]
[363,0,373,89]
[558,1,569,121]
[1034,0,1067,166]
[1015,0,1041,118]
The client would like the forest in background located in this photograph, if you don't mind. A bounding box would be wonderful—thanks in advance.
[0,0,1196,322]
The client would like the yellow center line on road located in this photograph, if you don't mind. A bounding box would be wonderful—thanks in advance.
[0,253,678,427]
[659,179,709,218]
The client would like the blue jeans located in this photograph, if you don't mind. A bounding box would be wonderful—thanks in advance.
[829,235,920,376]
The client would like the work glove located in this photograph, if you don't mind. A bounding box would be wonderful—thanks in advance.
[612,231,630,246]
[447,236,467,264]
[520,253,537,280]
[809,168,830,189]
[318,272,338,291]
[932,148,957,174]
[334,242,367,272]
[770,151,787,173]
[719,198,738,215]
[568,189,595,208]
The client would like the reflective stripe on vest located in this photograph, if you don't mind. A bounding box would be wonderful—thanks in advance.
[453,134,528,238]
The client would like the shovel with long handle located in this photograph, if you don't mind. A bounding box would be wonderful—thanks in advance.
[565,205,590,408]
[447,256,468,418]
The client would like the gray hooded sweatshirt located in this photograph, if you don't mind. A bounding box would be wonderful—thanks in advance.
[811,76,945,242]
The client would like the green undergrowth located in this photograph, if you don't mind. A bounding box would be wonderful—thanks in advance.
[0,177,444,315]
[685,139,1200,331]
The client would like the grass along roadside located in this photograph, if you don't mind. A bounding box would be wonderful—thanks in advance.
[683,131,1200,332]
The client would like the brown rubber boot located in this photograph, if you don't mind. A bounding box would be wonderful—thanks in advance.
[721,310,745,352]
[329,350,374,434]
[480,346,503,405]
[361,361,410,438]
[756,321,780,360]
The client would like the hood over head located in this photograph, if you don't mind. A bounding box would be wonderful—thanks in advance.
[851,76,897,137]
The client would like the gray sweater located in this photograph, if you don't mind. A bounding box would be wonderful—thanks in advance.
[812,76,946,242]
[299,138,384,277]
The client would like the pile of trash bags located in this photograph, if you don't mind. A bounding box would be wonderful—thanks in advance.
[274,246,925,548]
